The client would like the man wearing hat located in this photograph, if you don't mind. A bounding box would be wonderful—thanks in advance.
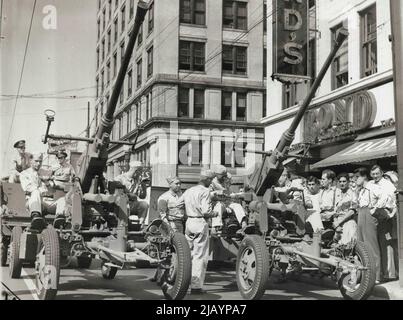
[20,153,66,230]
[178,169,217,294]
[114,160,149,226]
[157,176,185,233]
[9,140,32,183]
[51,151,76,190]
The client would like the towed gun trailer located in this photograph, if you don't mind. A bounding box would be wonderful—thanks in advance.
[3,1,191,300]
[211,28,377,300]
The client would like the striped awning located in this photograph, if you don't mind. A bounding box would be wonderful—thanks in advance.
[311,136,397,169]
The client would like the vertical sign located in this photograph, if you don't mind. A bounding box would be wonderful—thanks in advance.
[273,0,310,83]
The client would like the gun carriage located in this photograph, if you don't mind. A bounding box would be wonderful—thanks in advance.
[1,1,191,300]
[209,28,377,300]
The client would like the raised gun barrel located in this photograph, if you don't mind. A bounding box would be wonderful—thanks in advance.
[249,28,349,197]
[77,1,149,193]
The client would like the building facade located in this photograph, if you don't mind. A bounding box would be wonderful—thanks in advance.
[95,0,267,187]
[264,0,396,174]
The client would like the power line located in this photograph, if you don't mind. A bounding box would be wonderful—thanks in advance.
[3,0,37,158]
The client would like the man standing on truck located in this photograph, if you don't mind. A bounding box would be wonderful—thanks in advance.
[8,140,32,183]
[180,169,217,294]
[51,151,76,190]
[20,153,66,231]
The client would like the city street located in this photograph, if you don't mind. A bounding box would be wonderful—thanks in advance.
[1,261,385,300]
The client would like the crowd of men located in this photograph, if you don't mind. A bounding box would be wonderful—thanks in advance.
[5,138,401,294]
[276,166,399,284]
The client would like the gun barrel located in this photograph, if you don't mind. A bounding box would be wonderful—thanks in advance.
[95,1,148,139]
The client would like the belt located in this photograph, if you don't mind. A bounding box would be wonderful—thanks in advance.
[186,216,204,219]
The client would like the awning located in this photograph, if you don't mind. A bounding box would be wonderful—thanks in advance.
[311,136,397,169]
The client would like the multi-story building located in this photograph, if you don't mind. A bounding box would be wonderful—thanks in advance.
[264,0,397,175]
[95,0,267,188]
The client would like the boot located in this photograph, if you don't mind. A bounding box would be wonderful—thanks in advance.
[30,212,46,232]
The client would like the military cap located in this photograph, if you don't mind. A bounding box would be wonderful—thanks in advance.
[200,169,215,180]
[32,153,43,161]
[13,140,26,148]
[129,160,143,169]
[56,151,68,159]
[213,165,227,176]
[167,176,180,185]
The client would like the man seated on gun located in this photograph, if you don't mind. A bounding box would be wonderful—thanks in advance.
[114,160,149,227]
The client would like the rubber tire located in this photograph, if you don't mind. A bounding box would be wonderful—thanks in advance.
[36,227,60,300]
[9,227,23,279]
[337,241,377,300]
[236,235,270,300]
[101,262,118,279]
[162,232,191,300]
[1,242,8,267]
[77,256,92,269]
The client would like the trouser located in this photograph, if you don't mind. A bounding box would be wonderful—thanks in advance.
[377,217,398,279]
[27,189,66,217]
[357,207,381,281]
[185,218,209,290]
[129,199,149,223]
[8,171,20,183]
[168,220,184,234]
[211,202,225,228]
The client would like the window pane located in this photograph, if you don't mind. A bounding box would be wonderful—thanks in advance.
[194,89,204,119]
[237,3,247,30]
[179,41,191,70]
[180,0,192,23]
[222,92,232,120]
[223,1,234,28]
[236,93,246,121]
[178,87,189,117]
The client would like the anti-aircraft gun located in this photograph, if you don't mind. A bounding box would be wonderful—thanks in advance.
[210,28,377,301]
[7,1,191,301]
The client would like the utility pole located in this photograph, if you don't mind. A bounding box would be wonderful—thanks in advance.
[87,101,90,138]
[389,0,403,287]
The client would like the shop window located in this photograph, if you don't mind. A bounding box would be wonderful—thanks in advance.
[180,0,206,26]
[222,45,247,75]
[178,140,203,166]
[222,91,232,120]
[179,41,205,72]
[178,87,190,118]
[360,4,377,78]
[331,22,348,90]
[220,141,247,168]
[223,0,247,30]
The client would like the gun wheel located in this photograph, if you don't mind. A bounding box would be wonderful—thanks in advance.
[337,241,376,300]
[161,232,191,300]
[9,227,23,278]
[35,226,60,300]
[236,235,270,300]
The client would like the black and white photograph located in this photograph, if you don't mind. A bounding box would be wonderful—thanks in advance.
[1,0,403,304]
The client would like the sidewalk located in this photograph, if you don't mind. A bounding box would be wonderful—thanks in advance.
[289,273,403,300]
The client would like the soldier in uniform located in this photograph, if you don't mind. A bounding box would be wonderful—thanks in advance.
[20,153,66,230]
[157,176,185,233]
[51,151,76,190]
[180,169,217,294]
[9,140,32,183]
[114,160,149,226]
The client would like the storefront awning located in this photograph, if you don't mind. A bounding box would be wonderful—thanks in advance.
[311,136,397,169]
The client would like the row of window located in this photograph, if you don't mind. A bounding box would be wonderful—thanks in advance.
[97,46,153,98]
[97,1,154,66]
[180,0,267,32]
[282,3,377,110]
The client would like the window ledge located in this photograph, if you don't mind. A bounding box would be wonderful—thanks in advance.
[180,23,207,29]
[222,73,248,78]
[179,70,206,75]
[223,27,248,33]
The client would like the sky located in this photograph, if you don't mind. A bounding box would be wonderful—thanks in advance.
[0,0,97,176]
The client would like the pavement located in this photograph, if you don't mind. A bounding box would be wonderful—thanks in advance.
[0,259,392,300]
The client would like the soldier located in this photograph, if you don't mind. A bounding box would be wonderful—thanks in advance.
[157,176,185,233]
[210,165,231,232]
[181,169,217,294]
[51,151,76,190]
[20,153,66,230]
[114,160,149,227]
[9,140,32,183]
